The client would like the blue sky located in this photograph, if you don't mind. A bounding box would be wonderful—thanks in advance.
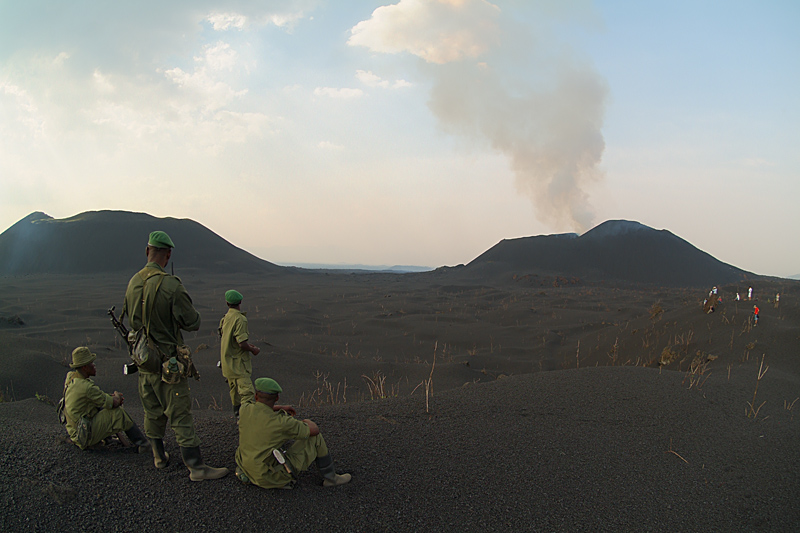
[1,1,798,276]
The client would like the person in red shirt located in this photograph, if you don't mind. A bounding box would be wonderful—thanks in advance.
[753,305,760,326]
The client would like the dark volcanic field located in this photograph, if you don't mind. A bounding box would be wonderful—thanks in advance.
[1,270,799,531]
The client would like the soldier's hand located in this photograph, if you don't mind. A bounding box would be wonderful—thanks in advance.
[283,405,297,416]
[251,345,260,356]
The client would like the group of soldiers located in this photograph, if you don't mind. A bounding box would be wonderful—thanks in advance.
[60,231,350,489]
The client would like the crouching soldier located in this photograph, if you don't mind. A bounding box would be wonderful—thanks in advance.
[63,347,149,452]
[235,377,351,489]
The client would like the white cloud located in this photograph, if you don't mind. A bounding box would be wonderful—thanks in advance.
[356,70,412,90]
[207,12,247,31]
[53,52,70,66]
[356,69,389,88]
[313,87,364,99]
[93,70,115,94]
[199,41,240,71]
[741,157,775,168]
[318,140,344,150]
[348,0,501,64]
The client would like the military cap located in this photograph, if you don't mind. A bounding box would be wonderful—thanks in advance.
[255,377,282,394]
[70,346,97,368]
[225,290,243,305]
[148,230,175,249]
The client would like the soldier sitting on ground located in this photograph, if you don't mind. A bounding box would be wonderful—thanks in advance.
[235,377,351,489]
[62,346,149,451]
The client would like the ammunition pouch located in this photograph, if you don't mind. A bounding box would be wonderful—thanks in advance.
[129,328,165,374]
[176,344,200,381]
[160,345,200,384]
[75,416,92,448]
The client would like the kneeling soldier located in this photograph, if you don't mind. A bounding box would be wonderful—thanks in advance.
[235,377,351,489]
[63,347,149,451]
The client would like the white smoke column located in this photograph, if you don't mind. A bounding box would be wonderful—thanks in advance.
[349,0,607,232]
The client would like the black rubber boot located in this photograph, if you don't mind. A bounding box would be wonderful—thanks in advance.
[124,422,151,453]
[180,446,229,482]
[149,438,170,469]
[315,454,351,487]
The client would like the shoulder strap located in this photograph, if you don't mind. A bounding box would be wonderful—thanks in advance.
[140,270,167,337]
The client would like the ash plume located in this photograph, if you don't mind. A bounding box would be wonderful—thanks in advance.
[350,0,608,231]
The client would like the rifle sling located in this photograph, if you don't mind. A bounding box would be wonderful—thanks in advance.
[139,270,167,342]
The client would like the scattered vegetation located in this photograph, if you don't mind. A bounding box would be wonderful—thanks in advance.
[35,392,54,406]
[659,346,678,366]
[362,370,396,400]
[746,354,769,420]
[649,302,664,322]
[683,351,716,389]
[208,395,223,411]
[784,398,798,421]
[299,371,347,407]
[665,438,689,464]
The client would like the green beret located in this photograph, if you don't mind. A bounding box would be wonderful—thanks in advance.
[225,290,243,305]
[70,346,96,368]
[148,230,175,249]
[255,377,282,394]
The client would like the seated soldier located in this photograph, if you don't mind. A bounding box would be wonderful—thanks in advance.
[235,377,351,489]
[63,346,149,452]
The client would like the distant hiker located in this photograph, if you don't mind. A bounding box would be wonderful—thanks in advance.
[122,230,228,481]
[736,292,740,301]
[61,347,149,451]
[753,305,759,326]
[748,287,753,300]
[775,293,780,309]
[235,378,351,489]
[712,286,718,295]
[219,289,260,419]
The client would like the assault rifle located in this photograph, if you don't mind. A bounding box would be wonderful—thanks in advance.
[108,306,138,375]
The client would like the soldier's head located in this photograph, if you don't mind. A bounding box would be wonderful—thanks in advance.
[71,346,97,377]
[225,290,243,308]
[254,377,282,405]
[146,231,174,267]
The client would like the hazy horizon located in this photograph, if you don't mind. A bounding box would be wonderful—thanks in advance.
[1,2,798,277]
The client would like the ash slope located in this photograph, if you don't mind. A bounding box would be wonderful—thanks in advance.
[0,211,281,275]
[463,220,756,287]
[1,365,798,532]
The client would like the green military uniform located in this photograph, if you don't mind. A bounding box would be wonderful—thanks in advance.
[123,261,201,447]
[63,370,134,449]
[219,307,256,411]
[235,401,330,489]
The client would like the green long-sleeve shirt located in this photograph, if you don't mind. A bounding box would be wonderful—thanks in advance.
[63,371,113,442]
[123,262,201,372]
[219,308,252,379]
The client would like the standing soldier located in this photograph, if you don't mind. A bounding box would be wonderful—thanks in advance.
[123,230,228,481]
[219,289,260,419]
[63,346,149,451]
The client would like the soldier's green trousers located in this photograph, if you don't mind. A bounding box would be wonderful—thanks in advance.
[138,372,200,447]
[286,434,329,473]
[79,408,134,449]
[227,376,255,410]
